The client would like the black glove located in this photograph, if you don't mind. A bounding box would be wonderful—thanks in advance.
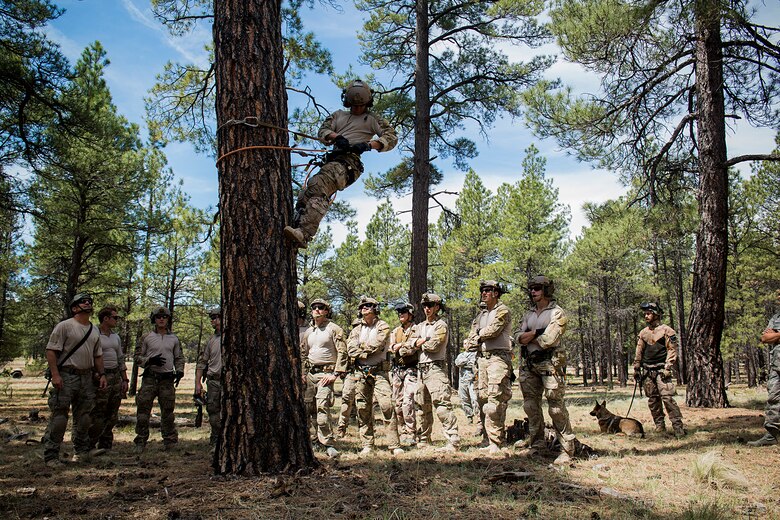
[633,368,641,382]
[174,371,184,387]
[333,135,350,150]
[350,142,371,154]
[147,353,166,367]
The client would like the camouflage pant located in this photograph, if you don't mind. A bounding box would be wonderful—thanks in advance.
[416,362,459,446]
[766,354,780,437]
[337,372,357,434]
[206,378,222,446]
[43,372,96,462]
[305,371,335,447]
[295,155,362,240]
[457,368,479,419]
[642,370,684,429]
[391,365,418,436]
[134,374,178,447]
[518,354,576,454]
[476,352,513,446]
[88,371,123,450]
[353,368,401,449]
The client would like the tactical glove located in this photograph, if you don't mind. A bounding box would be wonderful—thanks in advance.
[333,135,350,150]
[147,353,166,367]
[350,142,371,154]
[174,371,184,387]
[633,369,641,382]
[661,368,672,379]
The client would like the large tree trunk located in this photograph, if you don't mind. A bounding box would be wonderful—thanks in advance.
[409,0,430,317]
[213,0,316,474]
[686,1,729,408]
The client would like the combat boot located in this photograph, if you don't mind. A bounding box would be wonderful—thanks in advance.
[673,425,687,438]
[747,433,778,447]
[553,451,573,466]
[479,443,502,456]
[325,446,340,458]
[435,443,457,453]
[283,226,308,249]
[358,446,374,456]
[654,421,666,433]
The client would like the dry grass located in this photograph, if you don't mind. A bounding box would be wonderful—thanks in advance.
[0,359,777,519]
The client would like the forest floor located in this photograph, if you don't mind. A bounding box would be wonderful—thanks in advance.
[0,359,777,519]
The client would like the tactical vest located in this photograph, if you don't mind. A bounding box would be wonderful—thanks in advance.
[393,326,419,367]
[642,338,667,367]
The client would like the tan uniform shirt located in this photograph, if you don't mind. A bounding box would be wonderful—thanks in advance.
[196,333,222,377]
[99,332,125,370]
[46,318,102,370]
[634,323,678,371]
[318,109,398,152]
[347,319,391,366]
[466,301,512,352]
[300,320,347,370]
[516,301,568,354]
[409,318,449,363]
[136,332,184,374]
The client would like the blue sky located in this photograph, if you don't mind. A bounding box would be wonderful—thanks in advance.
[46,0,778,244]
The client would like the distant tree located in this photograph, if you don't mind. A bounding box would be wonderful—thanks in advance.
[214,0,316,474]
[357,0,553,310]
[525,0,780,407]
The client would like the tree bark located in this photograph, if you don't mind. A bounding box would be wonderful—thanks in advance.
[214,0,316,474]
[686,0,729,408]
[409,0,431,317]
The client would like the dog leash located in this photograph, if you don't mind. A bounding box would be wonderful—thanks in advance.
[625,378,639,417]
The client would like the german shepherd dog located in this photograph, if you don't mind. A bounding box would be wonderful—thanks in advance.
[590,401,645,438]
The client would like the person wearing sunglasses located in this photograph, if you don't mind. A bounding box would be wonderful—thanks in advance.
[133,306,184,454]
[195,307,223,451]
[300,299,347,458]
[43,293,105,467]
[346,296,403,456]
[87,305,127,456]
[515,275,578,465]
[406,293,460,452]
[634,302,686,438]
[390,302,419,446]
[465,280,513,455]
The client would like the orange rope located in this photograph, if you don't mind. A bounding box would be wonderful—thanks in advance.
[216,145,326,165]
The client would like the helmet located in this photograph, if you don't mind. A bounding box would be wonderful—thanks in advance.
[150,306,172,324]
[640,302,662,315]
[394,302,414,314]
[310,298,332,316]
[358,296,380,315]
[479,280,506,296]
[207,306,221,318]
[341,80,373,107]
[528,275,555,298]
[420,293,443,306]
[69,292,93,308]
[297,300,306,318]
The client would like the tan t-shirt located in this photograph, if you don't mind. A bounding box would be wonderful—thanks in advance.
[136,332,184,374]
[46,318,102,370]
[99,332,125,370]
[196,333,222,377]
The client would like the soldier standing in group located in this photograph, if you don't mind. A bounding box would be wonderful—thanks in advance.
[43,293,106,466]
[336,316,362,438]
[88,305,127,455]
[748,290,780,447]
[634,302,686,437]
[466,281,513,455]
[404,293,460,452]
[390,302,419,445]
[195,307,222,450]
[515,275,578,465]
[300,299,347,458]
[347,297,403,455]
[133,306,184,454]
[284,80,398,248]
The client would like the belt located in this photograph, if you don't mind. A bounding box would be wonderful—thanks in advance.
[207,373,222,381]
[59,366,92,375]
[418,360,444,373]
[478,350,511,360]
[104,368,120,374]
[142,371,175,381]
[310,364,335,374]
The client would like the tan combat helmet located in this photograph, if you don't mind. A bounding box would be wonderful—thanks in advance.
[358,296,380,315]
[150,306,172,324]
[528,275,555,298]
[297,300,307,319]
[479,279,507,296]
[420,292,446,312]
[207,306,221,319]
[341,79,373,107]
[310,298,332,317]
[639,302,662,317]
[394,302,415,315]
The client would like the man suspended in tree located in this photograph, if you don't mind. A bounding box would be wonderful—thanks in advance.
[284,80,398,248]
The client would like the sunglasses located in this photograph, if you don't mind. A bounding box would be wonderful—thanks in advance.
[154,314,169,320]
[529,286,544,292]
[110,315,122,320]
[77,298,93,305]
[311,304,327,311]
[422,302,437,308]
[359,304,376,310]
[481,288,496,293]
[209,314,220,320]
